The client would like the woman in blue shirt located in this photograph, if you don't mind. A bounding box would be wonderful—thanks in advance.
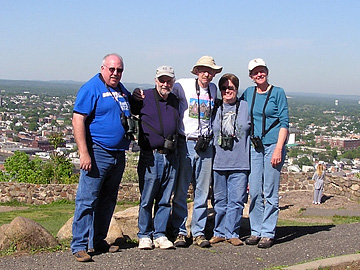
[241,59,289,248]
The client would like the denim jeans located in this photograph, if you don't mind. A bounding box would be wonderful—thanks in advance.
[71,144,125,254]
[137,150,178,239]
[171,138,213,237]
[213,170,248,239]
[248,143,285,239]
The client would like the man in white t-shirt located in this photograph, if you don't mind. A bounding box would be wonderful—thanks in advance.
[171,56,222,248]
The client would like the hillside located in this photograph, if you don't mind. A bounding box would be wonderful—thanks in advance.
[0,79,152,96]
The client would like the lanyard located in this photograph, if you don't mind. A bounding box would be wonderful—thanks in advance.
[250,85,274,138]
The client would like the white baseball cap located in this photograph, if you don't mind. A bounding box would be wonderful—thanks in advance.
[248,58,267,73]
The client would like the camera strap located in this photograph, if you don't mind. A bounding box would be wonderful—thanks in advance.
[105,82,131,116]
[195,79,212,136]
[220,99,240,137]
[250,85,279,138]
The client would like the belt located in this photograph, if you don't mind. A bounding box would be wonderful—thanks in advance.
[153,148,165,154]
[187,137,198,141]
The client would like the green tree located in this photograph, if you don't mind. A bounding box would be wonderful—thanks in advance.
[1,151,45,183]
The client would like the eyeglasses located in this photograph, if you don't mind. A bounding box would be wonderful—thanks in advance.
[220,86,236,91]
[157,77,174,84]
[103,64,124,74]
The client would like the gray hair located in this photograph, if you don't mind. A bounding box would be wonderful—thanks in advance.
[102,53,124,65]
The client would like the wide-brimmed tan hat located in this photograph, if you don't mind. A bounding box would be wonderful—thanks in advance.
[191,56,223,75]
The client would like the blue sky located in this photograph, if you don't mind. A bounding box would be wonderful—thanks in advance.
[1,0,359,95]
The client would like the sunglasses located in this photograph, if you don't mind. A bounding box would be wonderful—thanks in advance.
[220,86,236,91]
[103,64,124,74]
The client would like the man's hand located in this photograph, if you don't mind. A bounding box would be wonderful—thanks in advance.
[132,88,145,101]
[79,153,92,171]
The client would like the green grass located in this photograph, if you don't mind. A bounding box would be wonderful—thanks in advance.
[0,199,75,236]
[332,215,360,224]
[0,199,139,237]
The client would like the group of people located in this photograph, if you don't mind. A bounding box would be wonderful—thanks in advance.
[70,53,289,262]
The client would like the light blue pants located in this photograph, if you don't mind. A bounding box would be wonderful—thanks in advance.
[171,138,213,237]
[213,170,248,239]
[248,144,285,239]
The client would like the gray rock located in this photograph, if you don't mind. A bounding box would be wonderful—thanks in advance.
[0,216,58,251]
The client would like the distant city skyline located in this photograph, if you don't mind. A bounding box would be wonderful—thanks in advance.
[1,1,360,95]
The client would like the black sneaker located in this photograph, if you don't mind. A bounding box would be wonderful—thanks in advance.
[245,235,261,245]
[193,235,210,248]
[174,234,187,247]
[74,250,92,262]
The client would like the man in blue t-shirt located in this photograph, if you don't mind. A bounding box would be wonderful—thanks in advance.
[71,53,133,262]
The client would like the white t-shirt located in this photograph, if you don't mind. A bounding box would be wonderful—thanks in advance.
[172,78,217,138]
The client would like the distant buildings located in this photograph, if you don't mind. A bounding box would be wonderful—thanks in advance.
[316,135,360,150]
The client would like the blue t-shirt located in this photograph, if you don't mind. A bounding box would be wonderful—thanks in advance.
[213,99,251,171]
[73,74,131,151]
[241,86,289,145]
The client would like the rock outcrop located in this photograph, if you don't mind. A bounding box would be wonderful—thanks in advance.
[0,217,58,251]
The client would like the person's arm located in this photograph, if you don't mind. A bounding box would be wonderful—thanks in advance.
[72,112,92,171]
[271,127,288,167]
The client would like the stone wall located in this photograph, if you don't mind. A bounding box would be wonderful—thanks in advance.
[0,172,359,205]
[0,182,141,205]
[280,172,360,201]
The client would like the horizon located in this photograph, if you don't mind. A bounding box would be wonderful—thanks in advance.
[1,0,360,96]
[1,78,360,99]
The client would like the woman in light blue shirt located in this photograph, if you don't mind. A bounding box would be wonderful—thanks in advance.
[241,58,289,249]
[210,73,251,246]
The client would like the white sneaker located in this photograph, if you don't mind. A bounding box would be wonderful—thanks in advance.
[154,236,175,249]
[138,237,154,250]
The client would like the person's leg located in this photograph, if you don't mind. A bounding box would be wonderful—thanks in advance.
[71,144,112,253]
[137,150,159,239]
[212,170,227,238]
[171,139,193,236]
[313,189,319,204]
[92,149,125,248]
[261,144,285,239]
[318,188,323,203]
[225,171,248,239]
[153,152,178,239]
[248,146,264,238]
[191,144,213,237]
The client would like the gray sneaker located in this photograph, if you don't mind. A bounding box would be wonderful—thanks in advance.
[193,235,210,248]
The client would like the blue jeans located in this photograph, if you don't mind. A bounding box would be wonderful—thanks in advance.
[248,144,285,239]
[213,170,248,239]
[172,138,213,237]
[71,144,125,254]
[137,150,178,239]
